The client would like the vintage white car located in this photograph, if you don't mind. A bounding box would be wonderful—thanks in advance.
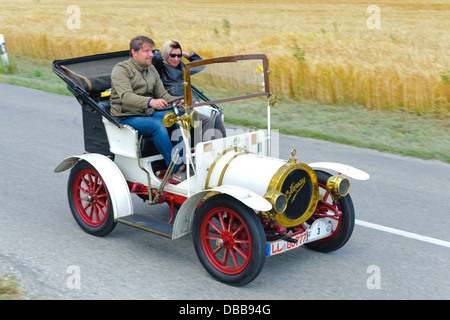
[52,52,369,286]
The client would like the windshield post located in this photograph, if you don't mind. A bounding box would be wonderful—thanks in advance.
[267,97,271,156]
[183,68,192,107]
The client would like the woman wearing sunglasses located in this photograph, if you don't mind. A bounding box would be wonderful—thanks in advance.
[152,40,226,141]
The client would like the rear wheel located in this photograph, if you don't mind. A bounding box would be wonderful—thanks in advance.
[304,170,355,252]
[193,194,266,286]
[67,160,116,236]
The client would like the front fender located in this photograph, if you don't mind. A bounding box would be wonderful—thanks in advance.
[172,185,271,240]
[308,162,370,180]
[54,154,133,219]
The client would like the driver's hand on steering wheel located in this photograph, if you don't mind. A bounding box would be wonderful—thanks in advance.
[150,98,169,110]
[170,99,185,110]
[176,99,185,108]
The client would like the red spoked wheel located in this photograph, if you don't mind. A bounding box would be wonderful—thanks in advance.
[201,207,252,275]
[305,170,355,252]
[68,160,116,236]
[193,195,266,286]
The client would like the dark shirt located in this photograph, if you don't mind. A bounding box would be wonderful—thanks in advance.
[152,49,203,97]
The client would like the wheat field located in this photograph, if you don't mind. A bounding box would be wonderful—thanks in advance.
[1,0,449,113]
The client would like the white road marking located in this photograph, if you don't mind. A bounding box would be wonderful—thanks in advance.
[355,219,450,248]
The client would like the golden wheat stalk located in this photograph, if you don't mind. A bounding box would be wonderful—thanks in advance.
[1,0,448,113]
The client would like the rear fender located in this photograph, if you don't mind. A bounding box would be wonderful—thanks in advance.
[54,154,133,219]
[172,185,271,240]
[308,162,370,180]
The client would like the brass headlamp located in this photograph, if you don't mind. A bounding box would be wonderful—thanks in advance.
[264,190,287,218]
[162,110,200,129]
[326,175,350,200]
[163,110,200,139]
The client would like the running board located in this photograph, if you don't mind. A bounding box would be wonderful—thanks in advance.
[116,214,173,239]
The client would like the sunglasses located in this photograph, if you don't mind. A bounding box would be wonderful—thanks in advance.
[169,54,182,58]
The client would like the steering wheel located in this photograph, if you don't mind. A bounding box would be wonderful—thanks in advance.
[163,96,184,111]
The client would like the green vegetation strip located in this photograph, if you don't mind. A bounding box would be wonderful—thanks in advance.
[1,53,449,163]
[0,275,23,300]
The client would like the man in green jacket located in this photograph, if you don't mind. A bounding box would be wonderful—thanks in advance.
[110,35,185,180]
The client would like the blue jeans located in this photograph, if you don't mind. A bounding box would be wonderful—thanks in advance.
[121,110,183,172]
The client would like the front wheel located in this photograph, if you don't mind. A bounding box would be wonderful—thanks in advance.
[67,160,117,236]
[193,194,266,286]
[304,170,355,252]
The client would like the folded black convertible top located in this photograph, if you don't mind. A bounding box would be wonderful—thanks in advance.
[52,51,131,156]
[53,50,129,94]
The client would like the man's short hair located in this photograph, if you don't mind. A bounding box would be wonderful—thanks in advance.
[129,36,155,56]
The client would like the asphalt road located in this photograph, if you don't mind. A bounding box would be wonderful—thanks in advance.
[1,82,449,300]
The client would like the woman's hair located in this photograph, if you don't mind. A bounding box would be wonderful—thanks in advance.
[129,36,155,56]
[161,40,182,62]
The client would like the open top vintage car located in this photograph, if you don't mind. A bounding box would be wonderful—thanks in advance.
[52,51,369,286]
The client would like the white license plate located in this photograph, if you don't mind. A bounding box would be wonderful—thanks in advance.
[266,219,333,257]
